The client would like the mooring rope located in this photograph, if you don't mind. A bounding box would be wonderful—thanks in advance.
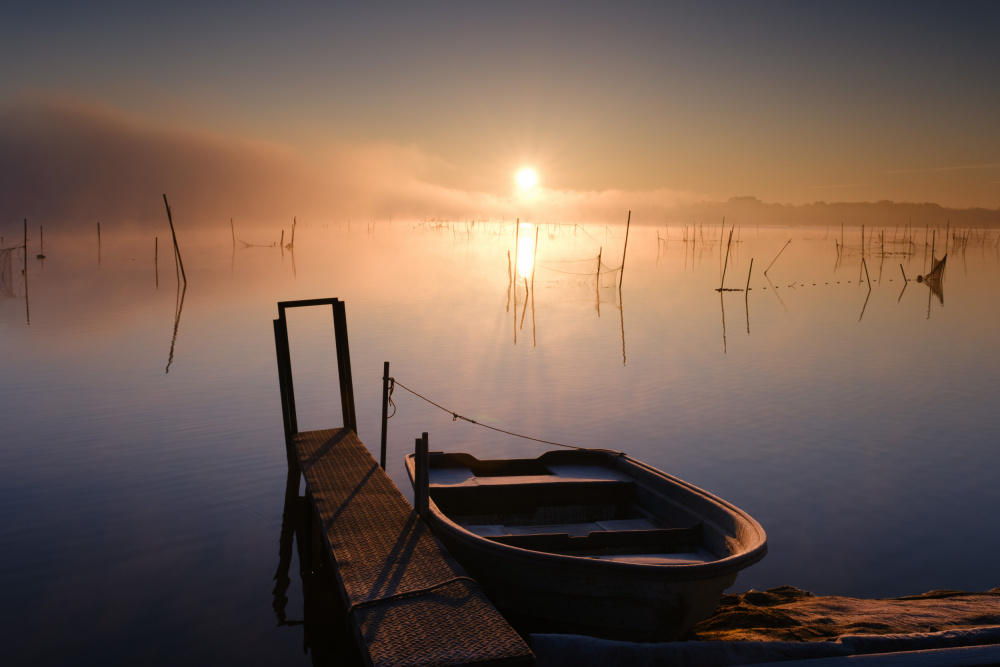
[388,377,587,450]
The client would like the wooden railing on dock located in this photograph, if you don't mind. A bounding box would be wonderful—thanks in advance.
[274,298,534,667]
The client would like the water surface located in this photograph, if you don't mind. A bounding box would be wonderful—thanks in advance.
[2,220,998,664]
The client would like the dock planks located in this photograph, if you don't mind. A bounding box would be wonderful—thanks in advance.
[294,427,534,667]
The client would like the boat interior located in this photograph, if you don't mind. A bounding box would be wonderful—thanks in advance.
[424,451,718,564]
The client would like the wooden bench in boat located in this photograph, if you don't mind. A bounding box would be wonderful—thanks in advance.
[430,478,636,516]
[485,524,703,554]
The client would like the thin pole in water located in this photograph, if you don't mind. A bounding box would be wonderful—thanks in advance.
[764,239,791,276]
[619,211,631,289]
[719,227,734,290]
[531,226,539,295]
[162,195,187,285]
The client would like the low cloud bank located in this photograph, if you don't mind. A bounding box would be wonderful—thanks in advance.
[2,97,997,232]
[0,97,695,229]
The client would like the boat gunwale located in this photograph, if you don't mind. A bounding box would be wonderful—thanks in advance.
[406,449,767,577]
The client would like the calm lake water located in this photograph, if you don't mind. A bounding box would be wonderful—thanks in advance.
[2,219,998,664]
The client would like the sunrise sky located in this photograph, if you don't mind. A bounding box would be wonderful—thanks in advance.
[2,1,999,225]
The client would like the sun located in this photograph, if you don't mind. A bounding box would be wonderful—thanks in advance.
[516,167,539,191]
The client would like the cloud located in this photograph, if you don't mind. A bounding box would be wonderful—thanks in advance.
[0,95,699,230]
[886,163,1000,174]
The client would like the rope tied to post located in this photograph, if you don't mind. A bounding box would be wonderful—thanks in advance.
[389,377,612,452]
[386,376,396,419]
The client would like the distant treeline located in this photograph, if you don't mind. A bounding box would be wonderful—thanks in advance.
[663,197,1000,228]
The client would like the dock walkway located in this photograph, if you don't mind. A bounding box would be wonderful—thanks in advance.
[275,299,533,667]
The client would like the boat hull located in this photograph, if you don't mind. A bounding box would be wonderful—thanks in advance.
[407,449,766,641]
[433,518,739,640]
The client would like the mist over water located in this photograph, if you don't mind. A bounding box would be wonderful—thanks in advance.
[2,219,999,664]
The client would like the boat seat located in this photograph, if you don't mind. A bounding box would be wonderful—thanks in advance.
[430,479,635,516]
[484,524,703,554]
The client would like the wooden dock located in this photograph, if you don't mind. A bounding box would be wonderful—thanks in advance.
[274,298,534,667]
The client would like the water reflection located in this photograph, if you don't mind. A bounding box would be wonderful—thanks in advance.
[274,466,363,666]
[165,282,187,373]
[4,219,1000,665]
[506,223,628,354]
[918,254,947,318]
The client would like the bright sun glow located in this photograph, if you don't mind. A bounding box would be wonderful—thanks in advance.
[516,168,538,190]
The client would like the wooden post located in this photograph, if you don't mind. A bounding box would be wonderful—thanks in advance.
[719,227,734,290]
[619,211,631,289]
[513,219,520,284]
[415,433,430,520]
[331,300,357,433]
[531,226,539,295]
[230,218,235,247]
[23,219,29,324]
[380,361,390,471]
[745,257,753,292]
[764,239,791,276]
[162,195,187,284]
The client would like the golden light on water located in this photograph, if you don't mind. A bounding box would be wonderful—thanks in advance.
[516,222,535,279]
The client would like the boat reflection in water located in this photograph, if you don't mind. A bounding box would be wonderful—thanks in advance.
[406,447,767,641]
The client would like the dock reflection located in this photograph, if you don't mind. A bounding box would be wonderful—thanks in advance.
[274,466,364,666]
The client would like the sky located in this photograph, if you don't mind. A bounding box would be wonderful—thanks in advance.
[2,1,999,226]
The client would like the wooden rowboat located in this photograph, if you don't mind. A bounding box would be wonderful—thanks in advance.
[405,448,767,641]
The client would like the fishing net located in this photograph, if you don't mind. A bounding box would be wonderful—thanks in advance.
[0,246,16,297]
[526,253,622,308]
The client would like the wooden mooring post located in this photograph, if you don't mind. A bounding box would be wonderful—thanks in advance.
[380,361,390,470]
[272,298,533,667]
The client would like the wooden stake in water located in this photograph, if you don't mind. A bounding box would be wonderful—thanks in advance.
[513,218,520,286]
[531,226,539,295]
[718,227,734,290]
[230,218,235,247]
[162,194,187,285]
[764,239,791,276]
[619,211,631,289]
